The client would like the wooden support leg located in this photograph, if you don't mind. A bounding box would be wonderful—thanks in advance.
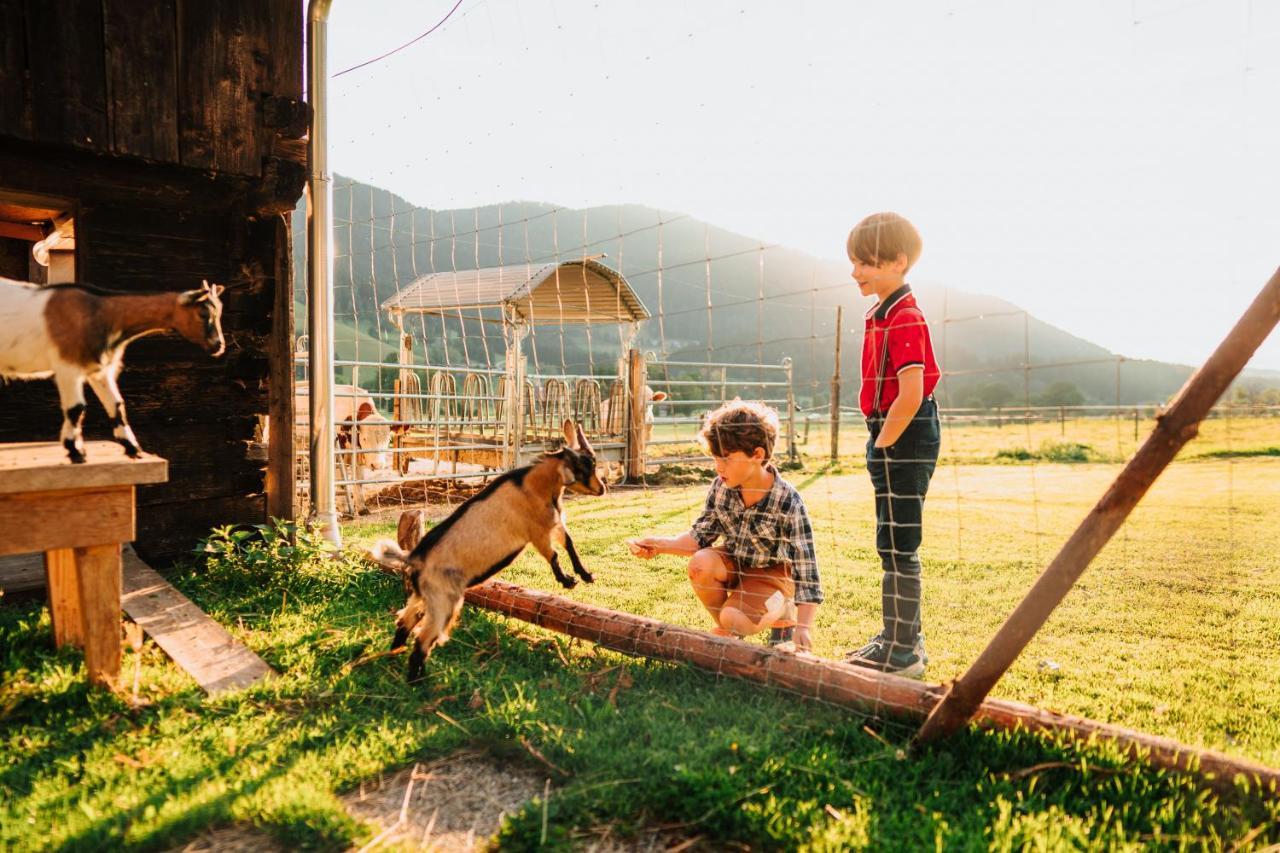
[75,543,122,688]
[44,547,85,648]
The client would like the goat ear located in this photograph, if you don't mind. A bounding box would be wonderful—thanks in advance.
[651,391,668,402]
[178,289,204,305]
[562,419,578,449]
[560,462,576,485]
[212,283,225,299]
[356,401,375,421]
[575,423,593,455]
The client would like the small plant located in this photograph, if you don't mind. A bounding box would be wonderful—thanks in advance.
[1038,440,1098,463]
[994,441,1101,464]
[196,518,336,577]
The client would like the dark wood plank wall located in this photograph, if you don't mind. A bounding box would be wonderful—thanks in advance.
[1,0,302,177]
[104,0,180,162]
[0,0,306,563]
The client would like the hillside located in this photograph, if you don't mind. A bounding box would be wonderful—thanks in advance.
[291,178,1276,406]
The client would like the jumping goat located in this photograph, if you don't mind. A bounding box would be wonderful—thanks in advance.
[0,277,225,462]
[369,419,605,682]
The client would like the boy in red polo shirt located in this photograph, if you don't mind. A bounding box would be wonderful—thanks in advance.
[844,212,941,677]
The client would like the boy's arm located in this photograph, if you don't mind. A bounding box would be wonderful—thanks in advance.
[873,366,924,448]
[631,531,701,558]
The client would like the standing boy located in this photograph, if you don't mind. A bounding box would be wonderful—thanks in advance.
[628,400,822,650]
[845,212,941,677]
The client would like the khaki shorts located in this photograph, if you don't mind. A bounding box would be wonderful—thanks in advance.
[721,556,796,627]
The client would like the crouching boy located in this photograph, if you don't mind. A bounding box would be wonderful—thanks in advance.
[628,400,822,650]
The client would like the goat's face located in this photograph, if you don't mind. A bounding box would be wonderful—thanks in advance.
[176,280,226,357]
[558,419,605,496]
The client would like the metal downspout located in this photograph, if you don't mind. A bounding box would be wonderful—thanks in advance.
[307,0,339,545]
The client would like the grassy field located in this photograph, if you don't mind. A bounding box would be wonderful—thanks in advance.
[3,417,1280,850]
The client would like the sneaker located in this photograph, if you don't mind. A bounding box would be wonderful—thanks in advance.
[844,633,928,677]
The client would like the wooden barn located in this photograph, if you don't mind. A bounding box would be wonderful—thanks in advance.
[0,2,305,562]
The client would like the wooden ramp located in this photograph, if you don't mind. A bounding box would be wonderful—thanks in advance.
[0,548,274,696]
[120,546,274,695]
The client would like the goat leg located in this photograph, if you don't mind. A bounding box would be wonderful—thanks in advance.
[563,533,594,584]
[406,647,427,683]
[88,372,142,458]
[54,371,87,463]
[546,553,577,589]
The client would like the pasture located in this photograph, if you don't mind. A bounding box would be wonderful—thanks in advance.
[3,417,1280,850]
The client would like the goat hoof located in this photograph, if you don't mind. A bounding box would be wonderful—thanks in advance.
[121,442,141,458]
[65,442,86,464]
[558,577,577,590]
[406,649,426,682]
[579,572,595,584]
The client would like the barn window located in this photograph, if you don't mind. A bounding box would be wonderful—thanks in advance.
[0,190,77,284]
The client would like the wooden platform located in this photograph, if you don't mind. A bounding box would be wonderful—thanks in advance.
[0,547,274,696]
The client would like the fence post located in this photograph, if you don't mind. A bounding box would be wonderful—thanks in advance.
[914,267,1280,748]
[783,357,797,461]
[626,349,646,480]
[830,305,843,462]
[1059,405,1065,436]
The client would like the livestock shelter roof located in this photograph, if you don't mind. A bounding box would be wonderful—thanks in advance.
[380,259,650,325]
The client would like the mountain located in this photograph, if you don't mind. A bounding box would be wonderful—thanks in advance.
[291,178,1277,407]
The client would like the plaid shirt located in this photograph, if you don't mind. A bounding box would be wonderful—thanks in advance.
[690,467,823,605]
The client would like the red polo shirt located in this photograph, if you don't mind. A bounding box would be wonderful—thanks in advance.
[860,284,940,417]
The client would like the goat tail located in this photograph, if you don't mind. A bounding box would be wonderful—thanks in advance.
[367,539,413,575]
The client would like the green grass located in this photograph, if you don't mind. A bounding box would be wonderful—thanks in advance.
[5,425,1280,849]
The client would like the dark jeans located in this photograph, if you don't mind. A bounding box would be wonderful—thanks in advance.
[866,397,940,647]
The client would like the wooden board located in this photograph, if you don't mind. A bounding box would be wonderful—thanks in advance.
[0,442,167,495]
[176,0,265,175]
[0,0,32,140]
[103,0,180,161]
[24,0,108,149]
[121,545,274,695]
[0,552,45,597]
[0,485,134,557]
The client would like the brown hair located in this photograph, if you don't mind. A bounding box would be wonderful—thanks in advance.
[846,212,923,271]
[699,399,779,460]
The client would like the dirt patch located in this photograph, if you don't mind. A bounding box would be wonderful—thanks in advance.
[166,751,699,852]
[342,751,544,851]
[167,825,286,853]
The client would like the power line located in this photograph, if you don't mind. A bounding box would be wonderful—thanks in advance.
[332,0,466,79]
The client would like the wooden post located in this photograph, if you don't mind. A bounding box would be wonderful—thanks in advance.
[830,305,843,461]
[1059,405,1065,436]
[44,548,84,648]
[76,543,122,687]
[783,357,797,461]
[915,268,1280,747]
[626,348,646,480]
[266,213,296,522]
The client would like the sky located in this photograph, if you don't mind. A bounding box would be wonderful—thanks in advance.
[324,0,1280,369]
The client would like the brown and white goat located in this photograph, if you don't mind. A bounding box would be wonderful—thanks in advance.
[0,277,225,462]
[368,419,605,682]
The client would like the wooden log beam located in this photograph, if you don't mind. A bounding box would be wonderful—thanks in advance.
[464,579,1280,793]
[915,267,1280,747]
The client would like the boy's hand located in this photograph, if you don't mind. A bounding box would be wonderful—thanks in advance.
[794,625,812,651]
[627,538,660,559]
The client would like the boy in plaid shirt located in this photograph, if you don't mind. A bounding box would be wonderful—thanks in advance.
[629,400,823,650]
